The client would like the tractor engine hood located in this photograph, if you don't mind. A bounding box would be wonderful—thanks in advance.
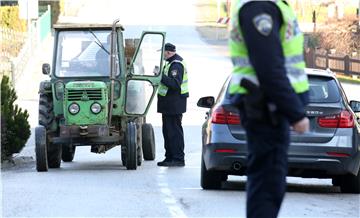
[64,81,108,125]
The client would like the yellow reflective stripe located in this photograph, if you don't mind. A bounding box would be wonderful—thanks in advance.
[229,83,248,94]
[283,36,304,55]
[181,82,189,94]
[159,59,189,96]
[291,80,309,93]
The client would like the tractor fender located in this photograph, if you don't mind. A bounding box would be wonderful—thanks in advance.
[39,80,52,94]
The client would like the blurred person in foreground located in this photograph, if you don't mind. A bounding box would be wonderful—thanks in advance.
[228,0,310,217]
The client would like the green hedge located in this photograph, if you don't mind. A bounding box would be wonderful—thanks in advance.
[1,76,31,161]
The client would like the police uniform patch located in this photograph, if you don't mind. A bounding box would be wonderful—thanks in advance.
[253,13,273,36]
[171,70,178,77]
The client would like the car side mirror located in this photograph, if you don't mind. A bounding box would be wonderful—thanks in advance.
[350,100,360,113]
[42,63,50,75]
[197,96,215,108]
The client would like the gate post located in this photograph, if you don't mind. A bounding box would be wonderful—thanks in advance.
[344,55,350,75]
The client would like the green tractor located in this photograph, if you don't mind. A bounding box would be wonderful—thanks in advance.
[36,20,165,171]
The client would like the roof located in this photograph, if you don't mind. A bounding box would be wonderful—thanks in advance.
[305,68,336,78]
[54,23,124,31]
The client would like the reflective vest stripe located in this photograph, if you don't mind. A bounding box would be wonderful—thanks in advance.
[228,0,309,95]
[158,60,189,96]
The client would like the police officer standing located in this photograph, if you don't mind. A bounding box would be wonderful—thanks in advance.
[157,43,189,167]
[228,1,310,217]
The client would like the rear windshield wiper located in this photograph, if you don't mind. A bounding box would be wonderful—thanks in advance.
[89,29,110,55]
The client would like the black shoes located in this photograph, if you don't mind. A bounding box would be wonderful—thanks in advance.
[157,159,185,167]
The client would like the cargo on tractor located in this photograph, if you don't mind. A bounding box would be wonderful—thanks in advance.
[35,19,166,171]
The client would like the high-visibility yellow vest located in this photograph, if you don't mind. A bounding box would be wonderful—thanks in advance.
[158,60,189,96]
[228,0,309,94]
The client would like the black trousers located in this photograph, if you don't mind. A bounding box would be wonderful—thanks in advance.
[162,114,185,161]
[240,108,290,218]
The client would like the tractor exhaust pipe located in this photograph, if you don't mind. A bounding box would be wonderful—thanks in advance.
[108,18,120,127]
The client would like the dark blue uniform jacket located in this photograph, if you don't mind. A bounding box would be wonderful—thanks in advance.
[157,54,188,115]
[233,1,309,124]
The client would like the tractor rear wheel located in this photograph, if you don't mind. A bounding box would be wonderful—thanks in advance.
[62,145,76,162]
[125,122,137,170]
[142,123,155,160]
[137,122,143,166]
[137,144,143,166]
[39,93,62,168]
[121,146,127,166]
[35,126,48,172]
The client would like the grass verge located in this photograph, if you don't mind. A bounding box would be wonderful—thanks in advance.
[337,74,360,85]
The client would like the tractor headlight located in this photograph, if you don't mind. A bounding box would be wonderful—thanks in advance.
[55,82,65,100]
[91,102,102,114]
[68,103,80,115]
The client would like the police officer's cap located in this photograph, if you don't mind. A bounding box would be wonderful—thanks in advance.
[164,43,176,52]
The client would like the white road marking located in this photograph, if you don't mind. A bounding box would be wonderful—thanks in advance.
[157,168,188,218]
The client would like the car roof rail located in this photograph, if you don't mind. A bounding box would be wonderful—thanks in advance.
[326,68,336,76]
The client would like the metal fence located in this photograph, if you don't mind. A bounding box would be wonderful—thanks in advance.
[305,49,360,76]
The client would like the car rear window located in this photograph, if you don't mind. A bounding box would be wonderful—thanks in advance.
[308,76,340,103]
[224,75,341,104]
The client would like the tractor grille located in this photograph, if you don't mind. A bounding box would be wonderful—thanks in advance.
[67,89,102,101]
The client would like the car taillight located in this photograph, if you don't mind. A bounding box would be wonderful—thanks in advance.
[211,106,240,125]
[317,110,354,128]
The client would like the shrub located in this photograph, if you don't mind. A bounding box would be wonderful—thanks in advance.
[1,75,31,161]
[306,33,321,49]
[0,6,26,31]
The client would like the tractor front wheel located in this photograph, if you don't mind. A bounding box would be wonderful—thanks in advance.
[35,126,48,172]
[125,122,137,170]
[39,93,61,168]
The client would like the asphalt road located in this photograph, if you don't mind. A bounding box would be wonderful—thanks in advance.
[2,1,360,217]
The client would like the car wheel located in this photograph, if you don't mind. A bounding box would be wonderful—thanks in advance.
[332,176,341,186]
[200,156,222,190]
[340,170,360,194]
